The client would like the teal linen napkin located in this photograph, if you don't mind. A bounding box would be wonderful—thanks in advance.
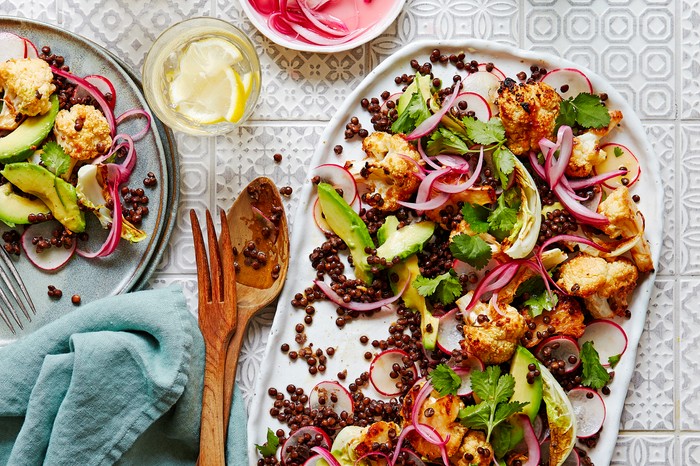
[0,286,248,466]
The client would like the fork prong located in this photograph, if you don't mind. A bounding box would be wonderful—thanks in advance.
[218,209,237,308]
[0,287,23,330]
[0,302,15,335]
[205,210,223,303]
[190,209,212,304]
[0,249,34,316]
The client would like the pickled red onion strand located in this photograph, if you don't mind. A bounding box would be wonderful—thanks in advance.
[395,154,428,178]
[410,382,450,447]
[528,151,546,180]
[489,292,506,316]
[397,193,448,211]
[433,146,483,194]
[553,183,609,227]
[567,169,628,189]
[115,108,152,142]
[297,0,351,37]
[538,234,609,255]
[518,415,541,466]
[389,425,415,465]
[406,83,461,141]
[465,261,522,312]
[51,66,115,136]
[313,277,408,312]
[415,167,450,203]
[309,447,342,466]
[435,154,467,168]
[283,17,368,45]
[268,12,297,35]
[547,125,573,189]
[559,176,589,202]
[417,140,441,170]
[76,165,123,258]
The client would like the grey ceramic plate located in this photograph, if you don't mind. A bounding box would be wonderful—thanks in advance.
[0,17,179,345]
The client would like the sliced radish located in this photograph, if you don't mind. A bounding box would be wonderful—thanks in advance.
[311,164,358,205]
[21,221,77,271]
[452,92,492,122]
[594,143,641,189]
[578,319,628,367]
[309,381,354,417]
[379,92,402,112]
[535,335,581,374]
[567,387,606,438]
[312,197,333,234]
[452,259,471,275]
[460,71,500,115]
[369,349,417,396]
[477,63,506,81]
[0,32,28,62]
[436,308,462,355]
[451,354,484,397]
[541,68,594,99]
[84,75,117,110]
[281,426,331,465]
[23,39,38,58]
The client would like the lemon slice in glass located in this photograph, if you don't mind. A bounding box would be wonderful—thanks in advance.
[168,38,247,125]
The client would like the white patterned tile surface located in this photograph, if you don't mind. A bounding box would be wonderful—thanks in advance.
[6,0,699,462]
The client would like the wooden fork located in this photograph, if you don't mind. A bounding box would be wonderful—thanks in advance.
[191,209,237,466]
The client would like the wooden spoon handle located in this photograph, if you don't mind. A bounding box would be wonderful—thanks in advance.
[199,342,227,466]
[223,320,248,435]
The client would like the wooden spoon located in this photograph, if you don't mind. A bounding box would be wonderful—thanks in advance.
[222,176,290,432]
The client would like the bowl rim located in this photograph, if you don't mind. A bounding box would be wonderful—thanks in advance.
[238,0,407,53]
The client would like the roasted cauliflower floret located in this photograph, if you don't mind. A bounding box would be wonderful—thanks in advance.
[0,58,56,130]
[452,429,494,466]
[565,110,624,178]
[353,421,401,458]
[53,104,112,160]
[597,186,654,273]
[496,79,561,156]
[401,383,467,460]
[522,295,586,348]
[459,292,527,365]
[351,131,422,211]
[556,254,638,319]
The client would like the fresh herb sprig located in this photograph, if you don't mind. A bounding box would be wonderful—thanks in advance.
[555,93,611,130]
[255,428,280,457]
[414,271,462,305]
[580,341,611,389]
[428,364,462,396]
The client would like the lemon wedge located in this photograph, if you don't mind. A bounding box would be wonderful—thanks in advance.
[168,37,248,124]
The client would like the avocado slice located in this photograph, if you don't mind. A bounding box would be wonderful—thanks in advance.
[1,162,86,233]
[0,183,51,227]
[397,72,432,115]
[375,220,435,263]
[317,183,374,284]
[380,215,440,351]
[0,94,59,164]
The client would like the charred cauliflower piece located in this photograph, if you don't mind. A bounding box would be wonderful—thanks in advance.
[557,254,638,319]
[53,104,112,160]
[452,430,494,466]
[597,186,654,273]
[401,383,466,460]
[522,295,586,348]
[496,79,561,156]
[459,292,527,365]
[353,421,401,458]
[425,185,497,227]
[352,131,422,211]
[566,110,624,178]
[0,58,56,130]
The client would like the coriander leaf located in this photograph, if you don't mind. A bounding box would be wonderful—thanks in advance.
[487,193,519,235]
[413,271,462,305]
[449,234,492,270]
[581,341,610,389]
[608,353,621,368]
[491,422,516,459]
[426,127,469,155]
[571,93,611,129]
[555,99,577,129]
[613,146,624,158]
[515,275,546,298]
[492,146,515,189]
[391,91,430,134]
[494,401,529,425]
[428,364,463,396]
[41,141,71,177]
[469,365,499,402]
[524,291,558,317]
[463,116,506,146]
[493,371,517,405]
[255,428,280,457]
[458,402,492,431]
[461,203,490,234]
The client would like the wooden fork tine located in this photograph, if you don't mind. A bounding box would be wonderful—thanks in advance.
[190,210,211,303]
[205,210,223,303]
[218,209,237,310]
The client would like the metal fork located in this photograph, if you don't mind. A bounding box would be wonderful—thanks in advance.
[190,209,237,466]
[0,248,36,335]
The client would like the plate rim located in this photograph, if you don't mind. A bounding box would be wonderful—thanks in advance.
[247,39,663,466]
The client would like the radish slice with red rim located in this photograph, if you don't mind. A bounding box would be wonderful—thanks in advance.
[369,349,417,396]
[594,143,641,189]
[379,92,402,112]
[311,164,357,205]
[541,68,594,99]
[535,335,581,373]
[568,387,606,438]
[451,354,484,396]
[281,426,331,465]
[24,39,38,58]
[0,32,28,61]
[477,63,506,81]
[312,197,333,234]
[84,75,117,110]
[21,221,77,271]
[452,92,492,122]
[436,308,462,355]
[460,71,500,114]
[308,381,354,417]
[578,319,628,367]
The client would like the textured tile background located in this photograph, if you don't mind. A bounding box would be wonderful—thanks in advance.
[4,0,697,463]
